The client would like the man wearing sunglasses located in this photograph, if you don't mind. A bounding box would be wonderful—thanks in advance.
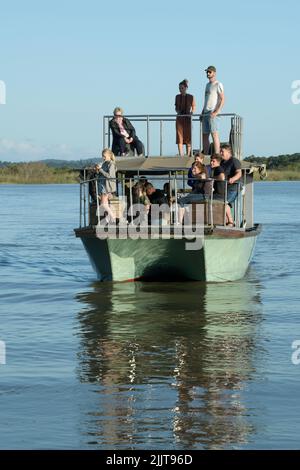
[201,65,225,155]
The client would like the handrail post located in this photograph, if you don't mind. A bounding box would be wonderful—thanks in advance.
[147,115,150,157]
[129,178,133,223]
[108,118,111,148]
[174,174,178,224]
[236,183,239,228]
[95,180,100,226]
[79,183,82,228]
[160,120,163,156]
[237,115,239,158]
[122,173,125,201]
[88,184,91,226]
[238,116,241,159]
[199,114,202,154]
[103,116,106,149]
[225,181,228,226]
[169,171,172,224]
[231,116,235,157]
[209,180,213,229]
[240,116,243,159]
[242,171,246,226]
[83,178,87,227]
[190,114,193,157]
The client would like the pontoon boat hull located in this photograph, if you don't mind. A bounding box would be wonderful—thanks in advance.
[75,225,261,282]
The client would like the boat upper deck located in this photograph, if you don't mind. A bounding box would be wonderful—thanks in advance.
[75,112,266,235]
[113,155,265,176]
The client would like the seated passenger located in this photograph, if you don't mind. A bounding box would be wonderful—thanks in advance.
[130,181,150,224]
[210,153,234,226]
[187,152,205,188]
[145,183,168,205]
[210,153,225,199]
[145,183,170,225]
[97,148,117,222]
[132,181,150,207]
[109,107,145,157]
[220,143,242,204]
[178,163,210,223]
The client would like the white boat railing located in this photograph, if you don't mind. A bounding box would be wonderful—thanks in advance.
[79,173,244,231]
[103,113,243,160]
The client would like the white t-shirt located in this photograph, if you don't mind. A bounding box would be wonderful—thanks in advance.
[203,80,224,112]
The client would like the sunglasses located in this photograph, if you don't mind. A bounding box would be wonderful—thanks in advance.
[114,114,122,117]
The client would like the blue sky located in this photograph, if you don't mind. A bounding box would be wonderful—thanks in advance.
[0,0,299,161]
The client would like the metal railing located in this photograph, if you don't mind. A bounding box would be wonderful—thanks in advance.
[103,113,243,159]
[79,174,244,231]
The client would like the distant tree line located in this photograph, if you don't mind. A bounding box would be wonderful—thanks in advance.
[0,153,300,184]
[0,157,98,169]
[0,162,78,183]
[244,153,300,169]
[1,153,299,171]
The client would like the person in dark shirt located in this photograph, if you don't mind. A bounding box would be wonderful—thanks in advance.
[210,154,225,199]
[86,164,101,203]
[109,107,144,157]
[220,144,242,204]
[145,183,168,205]
[210,153,234,226]
[145,183,169,225]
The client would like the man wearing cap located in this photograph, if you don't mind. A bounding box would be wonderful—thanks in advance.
[201,65,225,155]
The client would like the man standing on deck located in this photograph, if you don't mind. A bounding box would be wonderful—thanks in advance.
[201,65,225,155]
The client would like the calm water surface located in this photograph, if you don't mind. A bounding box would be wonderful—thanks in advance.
[0,182,299,449]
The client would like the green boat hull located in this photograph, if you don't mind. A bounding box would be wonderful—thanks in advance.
[79,226,260,282]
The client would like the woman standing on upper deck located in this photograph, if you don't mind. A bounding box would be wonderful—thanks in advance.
[98,148,117,222]
[175,79,196,157]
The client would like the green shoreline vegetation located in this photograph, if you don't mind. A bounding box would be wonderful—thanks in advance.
[0,163,79,184]
[246,153,300,181]
[0,154,300,183]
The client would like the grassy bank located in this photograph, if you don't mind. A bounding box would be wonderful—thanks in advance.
[246,153,300,181]
[0,163,79,184]
[0,161,300,184]
[253,169,300,181]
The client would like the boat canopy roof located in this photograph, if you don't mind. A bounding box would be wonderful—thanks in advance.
[115,156,265,175]
[116,156,190,174]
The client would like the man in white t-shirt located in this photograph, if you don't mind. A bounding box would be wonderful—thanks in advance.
[201,65,225,155]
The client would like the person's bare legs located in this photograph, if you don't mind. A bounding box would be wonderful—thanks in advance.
[212,131,220,154]
[178,143,184,157]
[100,194,115,222]
[226,204,234,226]
[178,206,185,224]
[202,133,210,154]
[186,144,191,157]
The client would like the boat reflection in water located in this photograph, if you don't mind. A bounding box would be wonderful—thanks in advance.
[75,273,263,449]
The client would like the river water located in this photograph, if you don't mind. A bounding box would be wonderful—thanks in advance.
[0,182,299,449]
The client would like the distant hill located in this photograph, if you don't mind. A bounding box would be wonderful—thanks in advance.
[38,158,99,169]
[0,157,99,169]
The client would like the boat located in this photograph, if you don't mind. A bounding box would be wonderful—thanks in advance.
[74,113,264,282]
